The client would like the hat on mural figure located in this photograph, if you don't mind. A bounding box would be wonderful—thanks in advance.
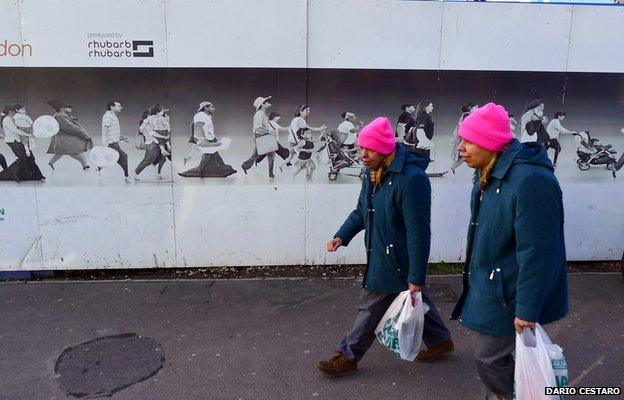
[197,101,213,111]
[253,96,272,110]
[47,99,73,111]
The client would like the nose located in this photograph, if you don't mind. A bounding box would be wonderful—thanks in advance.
[458,139,466,152]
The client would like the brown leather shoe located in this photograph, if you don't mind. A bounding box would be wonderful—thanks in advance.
[315,351,357,377]
[416,339,454,363]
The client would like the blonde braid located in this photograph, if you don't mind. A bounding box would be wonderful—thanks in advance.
[479,154,498,191]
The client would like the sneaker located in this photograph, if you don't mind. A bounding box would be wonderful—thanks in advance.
[416,339,454,363]
[315,351,357,377]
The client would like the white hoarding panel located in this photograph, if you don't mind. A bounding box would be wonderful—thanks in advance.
[440,3,573,72]
[0,0,25,67]
[37,187,176,269]
[308,0,442,70]
[0,186,42,270]
[304,184,366,266]
[174,185,306,267]
[563,184,624,261]
[567,6,624,73]
[18,0,167,67]
[165,0,307,68]
[429,181,472,263]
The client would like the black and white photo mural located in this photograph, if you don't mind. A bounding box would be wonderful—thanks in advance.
[1,68,622,186]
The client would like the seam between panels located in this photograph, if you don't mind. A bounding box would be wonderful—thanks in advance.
[16,0,44,270]
[163,0,179,269]
[564,5,575,75]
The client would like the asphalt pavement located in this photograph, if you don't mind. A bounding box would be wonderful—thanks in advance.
[0,273,622,400]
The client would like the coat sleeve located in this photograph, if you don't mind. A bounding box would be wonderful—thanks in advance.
[335,179,366,246]
[57,115,89,138]
[402,172,432,286]
[514,173,564,322]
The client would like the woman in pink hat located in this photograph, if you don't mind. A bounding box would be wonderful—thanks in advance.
[450,103,568,399]
[316,116,453,378]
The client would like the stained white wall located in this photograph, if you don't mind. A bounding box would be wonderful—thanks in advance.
[2,0,624,71]
[0,0,623,270]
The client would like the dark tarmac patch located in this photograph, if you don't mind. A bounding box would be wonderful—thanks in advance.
[55,333,165,398]
[426,282,459,302]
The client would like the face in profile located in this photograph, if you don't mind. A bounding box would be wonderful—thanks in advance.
[360,147,386,170]
[458,138,496,169]
[425,103,434,114]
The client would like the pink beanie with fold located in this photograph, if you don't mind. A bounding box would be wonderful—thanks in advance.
[458,103,514,152]
[357,117,396,155]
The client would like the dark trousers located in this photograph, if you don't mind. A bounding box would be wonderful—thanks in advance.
[109,142,128,177]
[474,332,515,400]
[547,139,562,165]
[339,288,451,363]
[242,148,275,177]
[7,142,45,180]
[135,143,166,176]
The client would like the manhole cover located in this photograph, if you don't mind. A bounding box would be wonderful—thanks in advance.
[55,333,165,398]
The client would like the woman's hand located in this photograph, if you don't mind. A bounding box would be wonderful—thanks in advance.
[326,238,343,252]
[514,317,535,334]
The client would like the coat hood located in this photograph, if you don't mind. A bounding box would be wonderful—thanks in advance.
[388,143,431,173]
[490,139,553,180]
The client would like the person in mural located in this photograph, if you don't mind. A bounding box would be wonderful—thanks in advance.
[101,101,130,182]
[134,105,170,181]
[519,99,546,144]
[450,102,479,174]
[0,104,45,181]
[46,99,92,171]
[316,117,453,377]
[450,103,568,400]
[546,111,575,167]
[0,117,8,172]
[508,113,517,134]
[279,104,327,172]
[254,112,291,167]
[396,103,416,143]
[405,100,435,160]
[241,96,277,178]
[178,101,236,178]
[291,127,321,181]
[338,112,363,152]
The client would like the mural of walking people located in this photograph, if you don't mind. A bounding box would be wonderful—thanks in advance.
[178,101,236,178]
[241,96,278,179]
[46,99,92,171]
[0,104,45,181]
[405,100,435,160]
[134,104,170,181]
[279,104,327,172]
[546,110,575,167]
[396,103,416,143]
[101,101,130,182]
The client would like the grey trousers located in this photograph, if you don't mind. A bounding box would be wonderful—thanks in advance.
[474,332,515,400]
[339,288,451,363]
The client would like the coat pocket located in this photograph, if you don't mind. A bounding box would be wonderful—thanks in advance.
[490,268,507,307]
[386,244,405,273]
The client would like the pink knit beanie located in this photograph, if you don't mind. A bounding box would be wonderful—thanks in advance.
[357,117,396,155]
[458,103,514,152]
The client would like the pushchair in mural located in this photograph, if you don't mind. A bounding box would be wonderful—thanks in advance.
[573,131,618,178]
[320,130,366,181]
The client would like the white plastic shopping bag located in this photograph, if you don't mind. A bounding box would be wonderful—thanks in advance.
[374,290,429,361]
[514,323,567,400]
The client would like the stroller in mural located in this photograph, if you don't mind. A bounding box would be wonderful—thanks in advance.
[320,130,365,181]
[573,131,618,178]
